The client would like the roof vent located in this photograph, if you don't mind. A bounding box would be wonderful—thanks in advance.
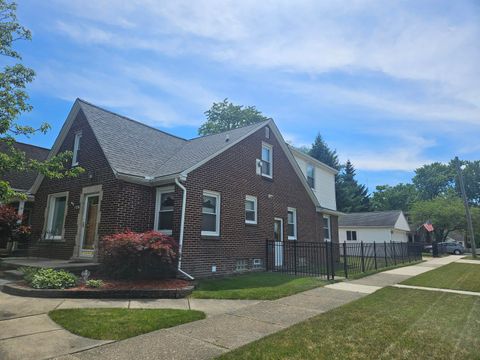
[225,134,230,142]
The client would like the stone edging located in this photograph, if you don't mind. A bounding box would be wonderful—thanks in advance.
[2,282,194,299]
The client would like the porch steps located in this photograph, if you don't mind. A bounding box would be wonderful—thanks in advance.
[2,269,23,280]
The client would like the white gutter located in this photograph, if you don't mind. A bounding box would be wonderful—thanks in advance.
[175,177,194,280]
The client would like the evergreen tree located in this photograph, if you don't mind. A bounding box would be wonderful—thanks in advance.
[308,133,340,170]
[336,160,370,212]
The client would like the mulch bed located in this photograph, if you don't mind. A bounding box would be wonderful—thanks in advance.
[67,279,191,291]
[3,279,194,299]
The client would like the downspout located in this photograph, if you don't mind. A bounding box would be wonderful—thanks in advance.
[175,177,195,280]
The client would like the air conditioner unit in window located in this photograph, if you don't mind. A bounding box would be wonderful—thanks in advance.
[256,159,262,175]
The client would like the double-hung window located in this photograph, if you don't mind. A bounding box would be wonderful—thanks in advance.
[261,143,273,178]
[245,195,257,224]
[155,187,175,235]
[287,207,297,240]
[347,230,357,241]
[323,215,331,241]
[45,193,68,240]
[202,191,220,236]
[72,132,82,166]
[306,164,315,189]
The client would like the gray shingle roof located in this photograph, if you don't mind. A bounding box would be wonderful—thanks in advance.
[339,210,403,228]
[78,99,268,179]
[0,141,50,191]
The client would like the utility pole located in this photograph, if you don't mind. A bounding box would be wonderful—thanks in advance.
[454,157,477,258]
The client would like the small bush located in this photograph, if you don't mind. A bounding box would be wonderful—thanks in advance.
[101,230,178,279]
[18,266,39,283]
[30,268,77,289]
[85,279,104,288]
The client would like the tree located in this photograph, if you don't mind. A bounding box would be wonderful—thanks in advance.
[0,0,83,202]
[410,196,472,242]
[370,183,418,213]
[308,133,340,170]
[198,98,271,136]
[452,159,480,206]
[336,160,370,212]
[413,162,455,200]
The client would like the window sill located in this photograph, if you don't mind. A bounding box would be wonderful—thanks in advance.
[288,237,297,241]
[245,222,257,226]
[41,238,66,243]
[201,235,221,240]
[261,175,274,182]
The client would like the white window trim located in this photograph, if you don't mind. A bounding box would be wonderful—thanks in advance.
[72,131,82,166]
[306,163,315,189]
[323,215,331,241]
[261,142,273,179]
[245,195,258,225]
[201,190,221,237]
[287,207,297,240]
[44,192,69,241]
[154,186,175,235]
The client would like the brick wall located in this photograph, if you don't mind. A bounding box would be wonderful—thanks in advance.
[180,125,324,277]
[29,109,120,259]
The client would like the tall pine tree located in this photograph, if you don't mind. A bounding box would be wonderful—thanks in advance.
[308,133,340,170]
[336,160,371,212]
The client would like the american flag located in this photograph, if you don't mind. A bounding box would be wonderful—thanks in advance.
[423,222,434,232]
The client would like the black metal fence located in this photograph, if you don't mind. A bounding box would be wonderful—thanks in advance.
[265,240,424,280]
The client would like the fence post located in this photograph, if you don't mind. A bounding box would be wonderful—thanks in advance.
[343,241,348,279]
[373,241,377,270]
[361,241,365,273]
[392,241,397,265]
[325,242,330,281]
[401,242,405,263]
[384,241,388,267]
[330,242,335,280]
[294,240,297,276]
[265,240,269,271]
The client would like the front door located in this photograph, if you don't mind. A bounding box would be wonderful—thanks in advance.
[274,218,284,267]
[79,194,99,257]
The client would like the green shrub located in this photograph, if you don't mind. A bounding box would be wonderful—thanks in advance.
[18,266,39,283]
[30,268,77,289]
[85,279,104,288]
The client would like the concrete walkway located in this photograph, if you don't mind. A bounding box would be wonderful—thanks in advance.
[456,259,480,265]
[0,255,463,360]
[393,283,480,297]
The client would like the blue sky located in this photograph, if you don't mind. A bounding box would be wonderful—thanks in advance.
[13,0,480,191]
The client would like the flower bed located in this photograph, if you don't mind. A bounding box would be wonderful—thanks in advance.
[3,279,193,299]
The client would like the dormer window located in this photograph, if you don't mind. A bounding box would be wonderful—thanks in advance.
[261,142,273,178]
[72,132,82,166]
[306,164,315,189]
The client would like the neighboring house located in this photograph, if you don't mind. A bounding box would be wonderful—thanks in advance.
[339,210,410,243]
[0,142,50,220]
[0,141,49,250]
[28,99,341,277]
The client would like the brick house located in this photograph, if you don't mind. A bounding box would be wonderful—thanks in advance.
[28,99,340,278]
[0,141,49,251]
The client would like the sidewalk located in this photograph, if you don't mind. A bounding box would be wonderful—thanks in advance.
[0,255,462,360]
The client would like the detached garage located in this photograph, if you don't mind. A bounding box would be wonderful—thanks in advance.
[339,210,410,243]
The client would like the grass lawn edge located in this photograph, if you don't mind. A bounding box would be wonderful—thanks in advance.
[48,308,206,340]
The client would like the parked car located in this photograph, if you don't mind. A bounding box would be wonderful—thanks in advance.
[438,242,465,255]
[423,242,465,255]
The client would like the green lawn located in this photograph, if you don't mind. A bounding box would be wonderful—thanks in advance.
[191,272,327,300]
[402,263,480,292]
[49,308,205,340]
[219,287,480,360]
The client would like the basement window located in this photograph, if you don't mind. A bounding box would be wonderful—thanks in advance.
[236,259,248,272]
